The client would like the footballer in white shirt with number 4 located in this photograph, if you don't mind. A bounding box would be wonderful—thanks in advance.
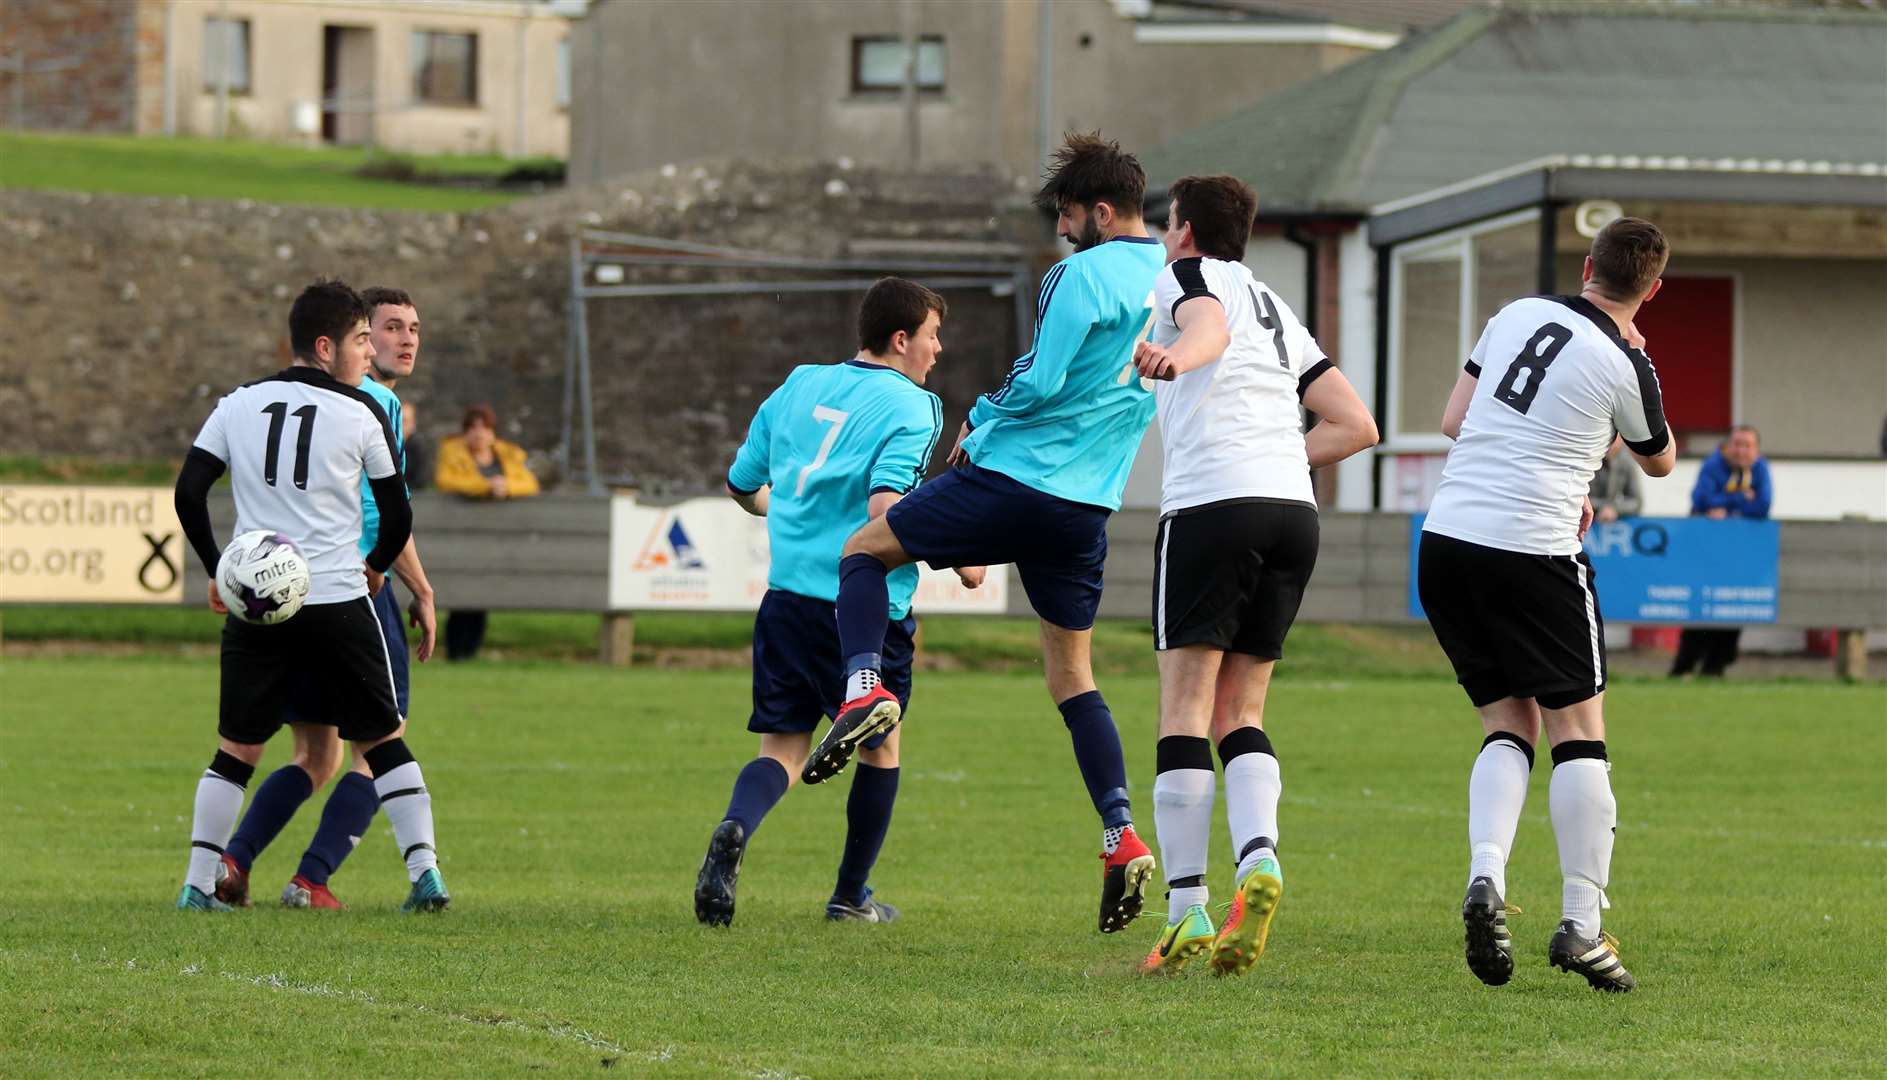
[1419,218,1678,993]
[1130,174,1379,977]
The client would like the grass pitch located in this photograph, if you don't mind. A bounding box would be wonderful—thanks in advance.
[2,654,1882,1076]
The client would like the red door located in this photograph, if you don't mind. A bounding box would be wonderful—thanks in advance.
[1630,276,1734,438]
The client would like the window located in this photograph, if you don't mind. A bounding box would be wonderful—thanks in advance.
[203,17,251,94]
[413,30,478,106]
[555,38,571,109]
[1387,211,1540,446]
[851,35,945,94]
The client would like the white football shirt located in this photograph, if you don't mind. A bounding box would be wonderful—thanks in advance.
[191,367,400,603]
[1149,257,1332,514]
[1424,294,1669,556]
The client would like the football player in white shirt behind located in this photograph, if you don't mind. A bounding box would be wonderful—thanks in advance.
[1130,174,1379,976]
[1419,217,1677,992]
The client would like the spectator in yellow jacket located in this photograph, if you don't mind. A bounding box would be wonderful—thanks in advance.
[435,404,539,659]
[435,403,540,500]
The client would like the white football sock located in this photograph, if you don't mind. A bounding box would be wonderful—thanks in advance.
[1168,885,1209,922]
[373,760,439,882]
[1224,752,1281,880]
[845,667,880,702]
[1550,757,1616,938]
[186,769,246,893]
[1467,738,1532,899]
[1153,768,1215,922]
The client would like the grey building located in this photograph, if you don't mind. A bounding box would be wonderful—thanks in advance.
[568,0,1472,184]
[1140,2,1887,516]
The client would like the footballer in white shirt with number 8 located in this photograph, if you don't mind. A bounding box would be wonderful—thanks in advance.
[1131,174,1379,976]
[1419,217,1678,993]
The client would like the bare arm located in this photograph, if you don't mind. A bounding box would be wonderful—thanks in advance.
[728,483,770,517]
[389,535,437,663]
[1440,369,1478,440]
[1134,297,1230,381]
[1300,366,1380,470]
[1630,440,1677,479]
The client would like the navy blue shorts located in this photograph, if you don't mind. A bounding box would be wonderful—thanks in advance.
[750,589,914,748]
[282,583,411,726]
[886,463,1110,631]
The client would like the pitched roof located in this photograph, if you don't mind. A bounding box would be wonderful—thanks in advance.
[1141,2,1887,216]
[1189,0,1481,31]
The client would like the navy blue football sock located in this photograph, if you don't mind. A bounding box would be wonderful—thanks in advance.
[297,772,379,886]
[723,757,791,835]
[1058,690,1133,830]
[224,764,314,871]
[834,763,900,906]
[836,553,892,685]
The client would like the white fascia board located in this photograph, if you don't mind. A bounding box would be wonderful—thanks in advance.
[1134,23,1402,51]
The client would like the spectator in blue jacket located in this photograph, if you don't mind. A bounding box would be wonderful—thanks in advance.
[1672,426,1771,677]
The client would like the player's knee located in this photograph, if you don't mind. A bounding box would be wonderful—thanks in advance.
[290,740,344,787]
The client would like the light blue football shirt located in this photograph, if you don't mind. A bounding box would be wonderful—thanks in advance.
[727,361,943,619]
[356,375,406,558]
[962,235,1164,510]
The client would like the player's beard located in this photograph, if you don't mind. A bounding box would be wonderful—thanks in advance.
[1072,217,1105,252]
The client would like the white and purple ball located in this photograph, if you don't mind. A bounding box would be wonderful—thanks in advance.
[216,530,311,625]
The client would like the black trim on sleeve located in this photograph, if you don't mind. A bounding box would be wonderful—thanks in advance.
[1464,359,1482,378]
[1622,346,1670,456]
[869,485,907,497]
[364,472,411,574]
[725,471,761,497]
[1296,358,1334,400]
[1168,257,1217,323]
[174,446,228,576]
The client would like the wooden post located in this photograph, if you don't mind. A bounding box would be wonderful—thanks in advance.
[1834,628,1867,682]
[599,611,635,667]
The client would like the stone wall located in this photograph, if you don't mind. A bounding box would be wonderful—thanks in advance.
[0,0,148,133]
[0,160,1049,493]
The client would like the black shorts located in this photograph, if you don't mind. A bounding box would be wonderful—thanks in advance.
[1153,499,1320,658]
[1417,530,1607,709]
[219,596,404,745]
[749,589,914,749]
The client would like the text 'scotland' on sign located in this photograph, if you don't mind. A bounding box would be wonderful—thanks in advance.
[0,485,186,603]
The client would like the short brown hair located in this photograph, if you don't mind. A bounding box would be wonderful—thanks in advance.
[857,277,946,355]
[1169,175,1258,262]
[361,286,415,314]
[287,279,367,363]
[461,404,497,432]
[1033,131,1146,218]
[1588,217,1669,301]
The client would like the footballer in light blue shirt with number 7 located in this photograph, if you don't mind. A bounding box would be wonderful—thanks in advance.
[694,277,984,927]
[816,133,1168,937]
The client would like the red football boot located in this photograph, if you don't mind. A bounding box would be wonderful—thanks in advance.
[802,684,901,785]
[281,875,348,910]
[1099,825,1155,933]
[213,853,252,908]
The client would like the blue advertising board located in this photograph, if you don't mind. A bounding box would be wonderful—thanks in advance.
[1408,516,1780,625]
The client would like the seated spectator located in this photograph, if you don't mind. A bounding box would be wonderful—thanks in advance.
[436,404,540,500]
[1589,436,1643,523]
[1671,426,1771,678]
[403,402,431,492]
[435,404,541,661]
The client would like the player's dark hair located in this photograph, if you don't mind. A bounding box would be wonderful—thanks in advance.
[362,286,416,316]
[288,279,369,363]
[461,403,498,432]
[1588,217,1669,301]
[1731,424,1761,443]
[1169,175,1258,262]
[857,277,947,355]
[1033,131,1146,219]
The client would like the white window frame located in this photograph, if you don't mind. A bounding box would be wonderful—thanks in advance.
[1384,207,1540,451]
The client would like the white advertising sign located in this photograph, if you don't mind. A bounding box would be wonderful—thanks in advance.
[0,485,186,603]
[607,495,1007,613]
